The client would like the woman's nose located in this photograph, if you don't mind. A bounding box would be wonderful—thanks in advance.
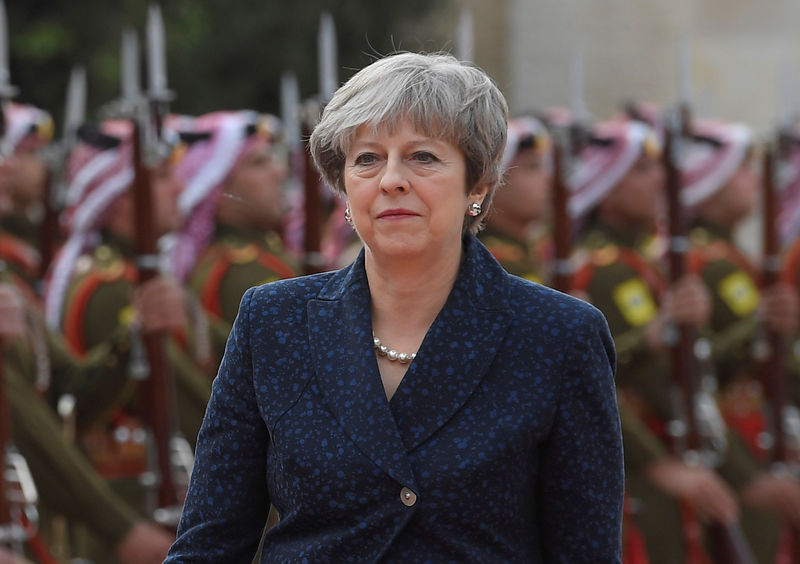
[379,155,410,193]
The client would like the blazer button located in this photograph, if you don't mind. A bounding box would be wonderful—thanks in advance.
[400,486,417,507]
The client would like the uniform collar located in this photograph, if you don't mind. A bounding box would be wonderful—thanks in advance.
[581,217,654,251]
[690,218,733,243]
[100,229,135,259]
[2,212,40,248]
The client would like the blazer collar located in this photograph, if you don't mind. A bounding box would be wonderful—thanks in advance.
[308,235,513,485]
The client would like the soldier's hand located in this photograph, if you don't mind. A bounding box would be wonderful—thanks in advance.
[664,274,711,328]
[0,284,26,340]
[761,283,800,335]
[115,521,175,564]
[741,472,800,527]
[645,457,739,525]
[133,276,188,334]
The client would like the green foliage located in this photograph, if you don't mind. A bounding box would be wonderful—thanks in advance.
[6,0,450,130]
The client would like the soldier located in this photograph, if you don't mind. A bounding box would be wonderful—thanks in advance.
[169,111,298,343]
[0,102,52,294]
[570,118,754,563]
[0,213,173,563]
[480,115,552,283]
[42,119,211,562]
[681,119,800,562]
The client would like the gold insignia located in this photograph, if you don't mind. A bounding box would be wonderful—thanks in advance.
[592,246,620,267]
[118,305,136,327]
[690,228,711,246]
[228,244,259,264]
[95,245,113,262]
[100,260,126,281]
[38,116,55,143]
[523,273,543,284]
[613,278,658,327]
[74,255,93,276]
[718,271,759,317]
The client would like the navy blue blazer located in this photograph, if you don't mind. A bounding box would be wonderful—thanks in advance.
[166,234,623,563]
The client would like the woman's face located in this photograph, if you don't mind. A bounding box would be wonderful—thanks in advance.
[343,118,485,260]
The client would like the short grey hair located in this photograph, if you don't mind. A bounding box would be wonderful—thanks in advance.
[310,51,508,234]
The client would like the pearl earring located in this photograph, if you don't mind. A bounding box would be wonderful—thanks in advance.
[468,202,482,217]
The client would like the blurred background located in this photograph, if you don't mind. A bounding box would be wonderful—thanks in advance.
[8,0,800,139]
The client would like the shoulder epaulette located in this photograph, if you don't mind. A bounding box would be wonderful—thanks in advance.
[193,240,295,319]
[0,232,40,278]
[688,239,761,284]
[62,254,135,356]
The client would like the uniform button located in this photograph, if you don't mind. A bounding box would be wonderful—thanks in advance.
[400,486,417,507]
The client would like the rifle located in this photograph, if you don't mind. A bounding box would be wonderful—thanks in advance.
[761,135,800,562]
[38,66,87,282]
[137,5,194,527]
[0,347,51,561]
[99,7,191,527]
[299,12,338,275]
[0,4,53,559]
[550,51,590,293]
[661,104,756,564]
[550,129,572,293]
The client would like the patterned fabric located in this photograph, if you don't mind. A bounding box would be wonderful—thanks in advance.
[167,234,623,563]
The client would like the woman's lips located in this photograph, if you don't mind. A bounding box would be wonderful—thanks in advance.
[377,208,418,219]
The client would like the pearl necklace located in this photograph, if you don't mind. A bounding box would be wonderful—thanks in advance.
[373,334,417,364]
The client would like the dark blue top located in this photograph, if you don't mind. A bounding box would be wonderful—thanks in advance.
[166,234,623,563]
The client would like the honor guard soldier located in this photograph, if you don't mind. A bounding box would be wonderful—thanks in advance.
[0,103,52,295]
[681,119,800,563]
[43,119,211,562]
[169,111,297,351]
[570,119,758,564]
[480,116,553,284]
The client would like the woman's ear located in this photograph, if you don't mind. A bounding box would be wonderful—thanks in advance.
[470,183,490,202]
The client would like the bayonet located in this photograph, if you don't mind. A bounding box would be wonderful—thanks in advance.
[280,71,301,153]
[0,0,16,100]
[318,12,337,104]
[456,7,474,62]
[38,65,87,280]
[121,28,141,105]
[569,50,588,126]
[63,66,87,144]
[146,5,169,101]
[676,33,693,131]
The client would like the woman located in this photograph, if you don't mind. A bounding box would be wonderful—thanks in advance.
[167,52,622,562]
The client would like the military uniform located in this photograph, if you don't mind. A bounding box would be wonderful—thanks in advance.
[573,218,760,564]
[50,232,210,561]
[0,240,153,560]
[687,219,787,562]
[479,226,550,284]
[187,225,297,329]
[5,361,140,558]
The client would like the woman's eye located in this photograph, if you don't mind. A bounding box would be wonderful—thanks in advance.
[354,153,378,166]
[412,151,438,164]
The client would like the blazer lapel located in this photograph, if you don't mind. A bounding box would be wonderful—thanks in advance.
[308,254,417,489]
[389,236,513,452]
